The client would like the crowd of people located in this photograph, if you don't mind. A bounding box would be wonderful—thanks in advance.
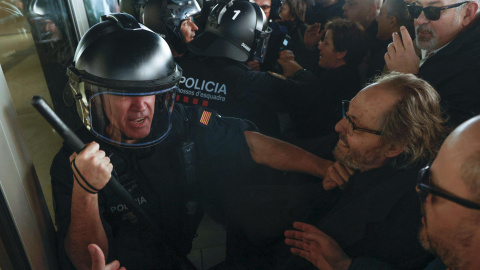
[50,0,480,269]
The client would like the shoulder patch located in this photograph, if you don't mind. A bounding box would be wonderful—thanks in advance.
[267,71,287,80]
[196,107,217,128]
[200,110,212,126]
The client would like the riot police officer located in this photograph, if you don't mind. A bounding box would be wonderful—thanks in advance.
[51,13,331,270]
[118,0,147,20]
[176,0,316,137]
[140,0,202,57]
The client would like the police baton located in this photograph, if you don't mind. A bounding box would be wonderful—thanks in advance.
[31,95,158,231]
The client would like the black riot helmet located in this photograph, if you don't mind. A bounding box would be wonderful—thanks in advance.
[67,13,182,148]
[188,0,272,62]
[140,0,201,53]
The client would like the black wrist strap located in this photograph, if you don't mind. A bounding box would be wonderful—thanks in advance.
[71,159,99,194]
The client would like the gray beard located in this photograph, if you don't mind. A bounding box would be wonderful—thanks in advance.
[415,24,440,52]
[332,145,383,171]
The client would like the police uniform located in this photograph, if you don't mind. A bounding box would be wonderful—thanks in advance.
[51,104,263,270]
[175,53,316,138]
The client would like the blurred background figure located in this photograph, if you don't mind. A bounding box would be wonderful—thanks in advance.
[305,0,344,26]
[365,0,414,81]
[118,0,146,20]
[277,0,317,70]
[140,0,201,57]
[342,0,383,83]
[278,18,366,140]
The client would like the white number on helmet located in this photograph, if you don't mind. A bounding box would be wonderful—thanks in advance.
[232,10,241,20]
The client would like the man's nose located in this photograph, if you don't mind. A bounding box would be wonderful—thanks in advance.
[335,117,347,133]
[318,41,324,50]
[416,10,430,24]
[130,97,149,110]
[191,21,199,31]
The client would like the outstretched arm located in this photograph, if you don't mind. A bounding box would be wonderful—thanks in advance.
[322,162,355,190]
[65,142,112,270]
[244,131,333,179]
[285,222,398,270]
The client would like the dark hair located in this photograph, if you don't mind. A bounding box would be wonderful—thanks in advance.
[386,0,415,38]
[325,18,367,66]
[284,0,313,22]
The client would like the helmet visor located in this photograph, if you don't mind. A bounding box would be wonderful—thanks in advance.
[169,0,202,21]
[254,27,272,63]
[86,84,177,148]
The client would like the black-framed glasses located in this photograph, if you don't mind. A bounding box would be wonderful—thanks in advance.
[417,164,480,210]
[407,1,470,21]
[341,100,382,136]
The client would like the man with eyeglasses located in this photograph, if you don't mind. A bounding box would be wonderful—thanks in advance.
[223,72,448,269]
[385,0,480,128]
[285,115,480,270]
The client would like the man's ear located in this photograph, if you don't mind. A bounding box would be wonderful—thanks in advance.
[385,143,405,158]
[461,1,479,27]
[390,15,398,28]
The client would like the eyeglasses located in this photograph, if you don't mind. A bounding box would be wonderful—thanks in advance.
[407,1,470,21]
[417,164,480,210]
[341,100,382,136]
[259,5,271,10]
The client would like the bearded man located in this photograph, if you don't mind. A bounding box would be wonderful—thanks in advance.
[385,0,480,128]
[222,72,449,269]
[286,115,480,270]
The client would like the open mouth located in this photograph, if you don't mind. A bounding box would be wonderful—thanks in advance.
[131,117,146,125]
[337,134,349,148]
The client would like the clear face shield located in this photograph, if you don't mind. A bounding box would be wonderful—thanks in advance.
[253,27,272,63]
[80,83,177,148]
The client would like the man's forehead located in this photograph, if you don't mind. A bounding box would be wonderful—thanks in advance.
[350,85,400,122]
[255,0,271,5]
[430,139,466,194]
[324,30,333,40]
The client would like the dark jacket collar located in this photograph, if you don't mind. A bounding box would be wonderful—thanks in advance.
[425,15,480,59]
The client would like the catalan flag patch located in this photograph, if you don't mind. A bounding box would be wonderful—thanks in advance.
[199,110,212,126]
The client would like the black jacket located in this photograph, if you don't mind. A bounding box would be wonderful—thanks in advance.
[223,163,432,270]
[175,54,317,137]
[418,17,480,128]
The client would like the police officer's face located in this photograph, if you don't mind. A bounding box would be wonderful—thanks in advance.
[102,94,156,143]
[317,30,341,69]
[181,18,199,43]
